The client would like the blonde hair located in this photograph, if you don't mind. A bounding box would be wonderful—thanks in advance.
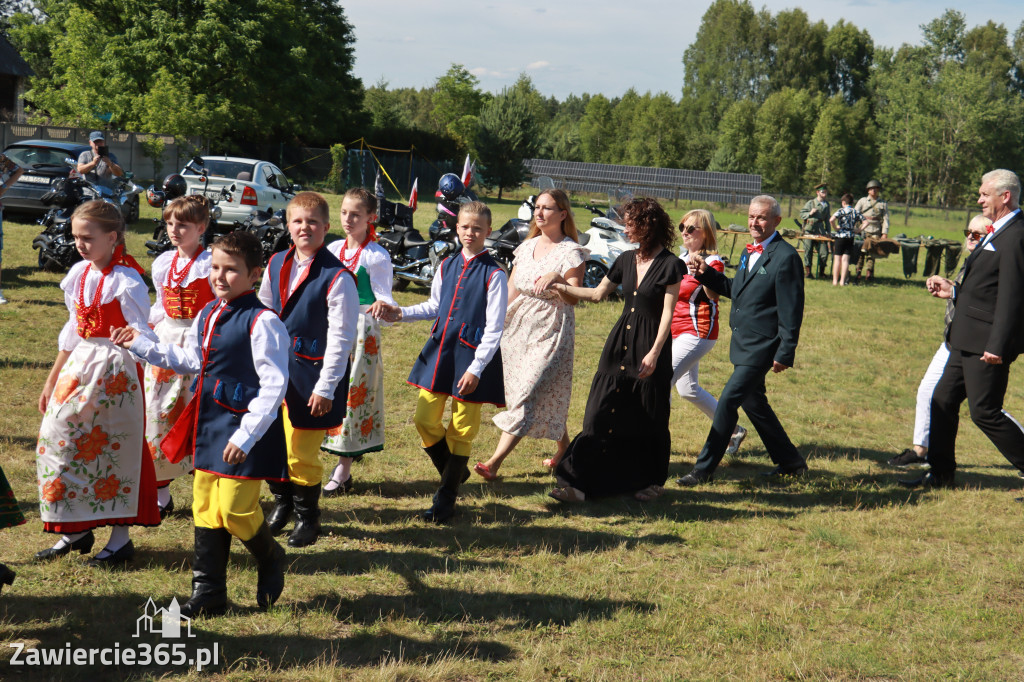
[680,209,718,255]
[527,189,578,242]
[458,200,492,227]
[163,194,210,225]
[71,200,126,245]
[287,191,330,223]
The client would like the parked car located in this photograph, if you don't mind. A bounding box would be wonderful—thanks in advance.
[181,156,299,225]
[1,139,142,222]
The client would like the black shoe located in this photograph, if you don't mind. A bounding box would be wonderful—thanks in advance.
[322,475,353,498]
[898,472,953,489]
[266,480,294,535]
[421,489,457,523]
[35,531,95,562]
[179,527,231,619]
[676,472,713,487]
[760,465,808,480]
[0,563,15,594]
[422,454,468,523]
[241,522,285,609]
[159,497,175,519]
[287,484,321,548]
[86,540,135,568]
[888,449,927,468]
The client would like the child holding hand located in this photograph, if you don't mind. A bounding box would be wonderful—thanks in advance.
[370,201,507,523]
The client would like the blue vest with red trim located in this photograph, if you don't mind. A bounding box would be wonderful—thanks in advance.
[407,251,505,405]
[266,246,353,429]
[194,292,288,480]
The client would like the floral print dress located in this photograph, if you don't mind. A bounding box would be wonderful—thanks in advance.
[35,262,161,532]
[321,240,394,457]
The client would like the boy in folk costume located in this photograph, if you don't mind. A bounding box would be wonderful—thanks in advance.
[258,192,358,546]
[113,231,290,616]
[145,195,216,516]
[371,201,507,523]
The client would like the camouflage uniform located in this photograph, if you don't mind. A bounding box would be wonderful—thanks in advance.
[853,182,889,281]
[799,191,830,278]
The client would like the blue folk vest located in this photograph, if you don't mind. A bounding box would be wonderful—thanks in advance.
[194,293,288,480]
[267,246,354,429]
[407,251,505,405]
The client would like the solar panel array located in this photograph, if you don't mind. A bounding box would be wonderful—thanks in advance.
[525,159,762,204]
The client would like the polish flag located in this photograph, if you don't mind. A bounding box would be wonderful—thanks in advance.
[460,155,474,188]
[408,178,418,212]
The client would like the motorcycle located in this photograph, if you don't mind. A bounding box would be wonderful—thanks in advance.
[144,157,233,256]
[33,168,145,272]
[375,196,433,291]
[233,207,291,265]
[582,200,637,288]
[486,196,533,275]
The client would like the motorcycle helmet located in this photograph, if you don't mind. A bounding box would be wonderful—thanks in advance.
[146,186,166,208]
[162,173,188,200]
[437,173,465,201]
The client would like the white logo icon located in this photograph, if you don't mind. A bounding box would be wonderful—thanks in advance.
[134,598,195,639]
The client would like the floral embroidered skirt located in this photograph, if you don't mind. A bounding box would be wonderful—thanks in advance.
[321,310,385,458]
[144,317,196,483]
[36,339,160,533]
[0,464,26,531]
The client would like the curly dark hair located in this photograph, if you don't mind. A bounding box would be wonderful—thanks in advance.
[621,197,674,256]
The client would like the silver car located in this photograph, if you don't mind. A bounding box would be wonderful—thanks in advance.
[182,156,299,225]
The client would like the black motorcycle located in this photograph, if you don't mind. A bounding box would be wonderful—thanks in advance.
[233,207,291,265]
[144,157,233,256]
[375,196,434,291]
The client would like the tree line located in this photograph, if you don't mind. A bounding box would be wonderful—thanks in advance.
[7,1,1024,204]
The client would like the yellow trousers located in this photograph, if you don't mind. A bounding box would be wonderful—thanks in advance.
[282,404,325,486]
[192,470,264,541]
[413,389,481,457]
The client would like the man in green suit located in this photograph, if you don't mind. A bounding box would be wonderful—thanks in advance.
[677,195,807,485]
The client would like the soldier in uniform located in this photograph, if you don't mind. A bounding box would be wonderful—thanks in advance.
[853,179,889,284]
[799,183,830,279]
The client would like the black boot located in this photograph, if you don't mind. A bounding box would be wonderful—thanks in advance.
[288,483,321,547]
[179,527,231,619]
[424,440,450,476]
[0,563,15,594]
[422,455,469,523]
[240,521,286,609]
[265,480,293,535]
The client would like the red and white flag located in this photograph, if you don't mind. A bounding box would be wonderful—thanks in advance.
[408,178,418,212]
[460,155,474,188]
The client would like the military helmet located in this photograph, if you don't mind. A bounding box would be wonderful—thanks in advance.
[866,179,882,190]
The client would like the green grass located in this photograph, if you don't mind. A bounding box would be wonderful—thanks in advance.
[2,191,1024,680]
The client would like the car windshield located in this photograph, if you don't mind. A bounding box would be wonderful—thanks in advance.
[4,146,77,169]
[186,159,255,181]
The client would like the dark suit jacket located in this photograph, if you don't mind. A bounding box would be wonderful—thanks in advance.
[948,210,1024,361]
[696,232,805,368]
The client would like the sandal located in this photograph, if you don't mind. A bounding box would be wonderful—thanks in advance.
[548,486,585,503]
[634,485,664,502]
[473,462,498,481]
[542,458,557,469]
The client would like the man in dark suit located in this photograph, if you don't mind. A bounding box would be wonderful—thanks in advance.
[901,169,1024,489]
[677,196,806,485]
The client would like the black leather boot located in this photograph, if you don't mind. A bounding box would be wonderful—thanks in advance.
[240,521,286,609]
[423,440,451,476]
[179,527,231,618]
[265,480,293,535]
[288,483,321,547]
[422,455,469,523]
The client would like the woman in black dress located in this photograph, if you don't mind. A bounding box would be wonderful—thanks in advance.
[541,197,687,502]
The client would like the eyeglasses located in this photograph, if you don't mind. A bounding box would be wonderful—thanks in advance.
[680,225,698,234]
[964,230,986,239]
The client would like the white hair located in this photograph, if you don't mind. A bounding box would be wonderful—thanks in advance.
[750,195,781,218]
[982,169,1021,207]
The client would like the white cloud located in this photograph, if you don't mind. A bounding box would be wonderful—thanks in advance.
[527,61,551,70]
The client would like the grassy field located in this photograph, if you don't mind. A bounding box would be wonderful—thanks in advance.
[1,191,1023,681]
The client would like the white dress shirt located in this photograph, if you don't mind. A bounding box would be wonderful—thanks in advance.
[129,301,290,454]
[401,250,508,378]
[326,239,397,306]
[746,230,780,271]
[257,250,358,400]
[58,261,153,352]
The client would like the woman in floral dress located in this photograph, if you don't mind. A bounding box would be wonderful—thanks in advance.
[473,189,585,480]
[34,201,161,567]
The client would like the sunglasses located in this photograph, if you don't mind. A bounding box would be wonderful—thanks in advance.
[680,225,698,234]
[964,229,986,239]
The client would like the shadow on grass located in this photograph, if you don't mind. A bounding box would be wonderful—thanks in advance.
[2,265,63,290]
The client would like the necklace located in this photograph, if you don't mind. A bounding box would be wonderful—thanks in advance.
[168,249,199,288]
[342,235,371,271]
[76,266,108,337]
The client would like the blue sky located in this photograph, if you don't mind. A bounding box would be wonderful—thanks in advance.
[343,1,1024,99]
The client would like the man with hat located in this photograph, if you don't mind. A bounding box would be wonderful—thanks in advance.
[799,183,831,278]
[76,131,124,190]
[853,179,889,283]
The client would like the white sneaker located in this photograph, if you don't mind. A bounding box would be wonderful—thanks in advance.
[0,290,8,305]
[725,425,747,455]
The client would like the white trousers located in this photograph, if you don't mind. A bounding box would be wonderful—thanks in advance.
[914,343,950,448]
[670,334,719,420]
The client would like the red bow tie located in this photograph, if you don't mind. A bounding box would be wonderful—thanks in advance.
[745,243,763,254]
[986,225,995,234]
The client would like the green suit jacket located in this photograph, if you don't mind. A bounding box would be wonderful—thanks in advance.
[696,233,805,368]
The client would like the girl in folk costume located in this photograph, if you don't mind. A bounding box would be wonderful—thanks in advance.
[35,200,161,567]
[146,196,215,516]
[321,188,394,494]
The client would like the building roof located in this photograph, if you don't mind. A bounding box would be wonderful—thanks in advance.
[0,34,33,78]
